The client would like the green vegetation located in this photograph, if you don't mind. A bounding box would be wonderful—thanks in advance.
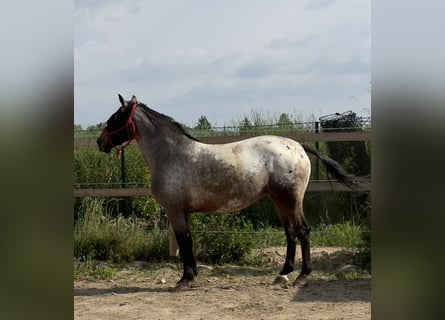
[74,110,371,269]
[311,222,367,247]
[74,198,168,263]
[74,260,116,280]
[74,198,368,268]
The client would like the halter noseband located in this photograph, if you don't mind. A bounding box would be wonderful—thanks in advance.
[102,102,138,159]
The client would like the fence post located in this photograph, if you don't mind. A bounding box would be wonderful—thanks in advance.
[314,121,320,180]
[120,148,131,216]
[120,148,126,188]
[169,223,179,260]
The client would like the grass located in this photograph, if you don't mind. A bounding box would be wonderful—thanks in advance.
[74,198,367,266]
[74,261,116,280]
[74,198,169,263]
[73,199,370,280]
[249,222,366,248]
[311,222,367,247]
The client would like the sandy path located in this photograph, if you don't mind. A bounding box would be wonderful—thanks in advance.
[74,247,371,320]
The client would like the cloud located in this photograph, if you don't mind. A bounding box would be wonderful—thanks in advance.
[74,0,370,127]
[305,0,337,11]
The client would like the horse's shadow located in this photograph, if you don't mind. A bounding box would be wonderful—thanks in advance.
[75,249,370,301]
[291,279,371,303]
[74,279,370,304]
[74,286,172,296]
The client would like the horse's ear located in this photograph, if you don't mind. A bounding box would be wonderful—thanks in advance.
[118,94,126,106]
[131,95,138,103]
[118,94,129,112]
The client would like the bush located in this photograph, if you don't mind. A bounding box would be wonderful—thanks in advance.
[74,198,369,267]
[240,197,281,229]
[190,212,255,264]
[74,198,168,263]
[353,230,371,271]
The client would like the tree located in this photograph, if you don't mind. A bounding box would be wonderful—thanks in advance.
[277,113,292,129]
[87,123,105,131]
[239,116,253,135]
[195,115,211,130]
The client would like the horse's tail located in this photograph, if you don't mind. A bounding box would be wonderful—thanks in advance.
[302,144,360,190]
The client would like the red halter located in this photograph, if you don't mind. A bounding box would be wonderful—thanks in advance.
[102,102,138,159]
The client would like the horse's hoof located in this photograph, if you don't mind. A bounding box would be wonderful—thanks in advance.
[292,276,308,288]
[173,278,194,291]
[272,275,289,286]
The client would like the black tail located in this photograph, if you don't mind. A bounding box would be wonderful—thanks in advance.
[302,144,359,190]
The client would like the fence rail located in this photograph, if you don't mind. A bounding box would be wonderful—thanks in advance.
[74,131,371,148]
[73,179,371,198]
[74,129,372,196]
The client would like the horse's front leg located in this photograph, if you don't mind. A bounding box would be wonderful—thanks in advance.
[168,211,197,289]
[175,230,198,287]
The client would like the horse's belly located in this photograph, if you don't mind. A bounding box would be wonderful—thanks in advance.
[187,184,265,214]
[211,196,258,214]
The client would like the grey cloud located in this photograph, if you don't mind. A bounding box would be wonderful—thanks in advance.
[305,0,337,11]
[75,1,370,127]
[118,50,242,85]
[238,33,369,79]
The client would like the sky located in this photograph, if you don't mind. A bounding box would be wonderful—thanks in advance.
[74,0,370,128]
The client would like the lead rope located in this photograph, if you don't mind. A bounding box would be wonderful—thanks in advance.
[115,139,134,159]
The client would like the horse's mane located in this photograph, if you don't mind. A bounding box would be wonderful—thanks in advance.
[138,103,200,142]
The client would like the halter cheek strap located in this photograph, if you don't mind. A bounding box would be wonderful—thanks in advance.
[102,102,139,159]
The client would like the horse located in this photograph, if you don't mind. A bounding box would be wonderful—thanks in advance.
[97,94,358,289]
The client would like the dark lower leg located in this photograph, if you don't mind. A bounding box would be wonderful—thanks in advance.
[291,224,312,287]
[296,224,312,277]
[280,227,296,275]
[175,232,197,281]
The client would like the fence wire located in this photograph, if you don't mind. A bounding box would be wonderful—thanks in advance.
[74,116,371,226]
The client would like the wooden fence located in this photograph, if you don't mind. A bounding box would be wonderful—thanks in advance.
[73,179,371,198]
[74,131,370,148]
[74,130,371,257]
[74,130,371,197]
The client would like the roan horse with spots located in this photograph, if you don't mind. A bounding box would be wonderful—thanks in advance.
[97,94,358,289]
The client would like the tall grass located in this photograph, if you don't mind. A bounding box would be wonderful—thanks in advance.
[74,198,367,266]
[190,213,256,264]
[74,198,168,263]
[311,222,366,247]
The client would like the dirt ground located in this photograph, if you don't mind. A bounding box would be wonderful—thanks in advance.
[74,247,371,320]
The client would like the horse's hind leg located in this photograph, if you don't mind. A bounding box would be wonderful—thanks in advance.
[273,223,297,285]
[273,203,312,287]
[293,217,312,287]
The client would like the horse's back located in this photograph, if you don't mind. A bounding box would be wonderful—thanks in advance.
[235,136,312,207]
[203,135,311,193]
[221,135,310,174]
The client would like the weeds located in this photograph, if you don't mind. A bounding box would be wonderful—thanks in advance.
[74,261,116,280]
[74,198,368,269]
[74,198,168,263]
[311,222,365,247]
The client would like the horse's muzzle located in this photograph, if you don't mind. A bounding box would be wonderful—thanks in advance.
[97,134,112,153]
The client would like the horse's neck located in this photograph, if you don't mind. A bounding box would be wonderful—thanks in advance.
[136,126,193,171]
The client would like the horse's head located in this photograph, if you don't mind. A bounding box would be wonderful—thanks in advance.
[97,94,138,153]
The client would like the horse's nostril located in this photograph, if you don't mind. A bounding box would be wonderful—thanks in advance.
[97,139,104,151]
